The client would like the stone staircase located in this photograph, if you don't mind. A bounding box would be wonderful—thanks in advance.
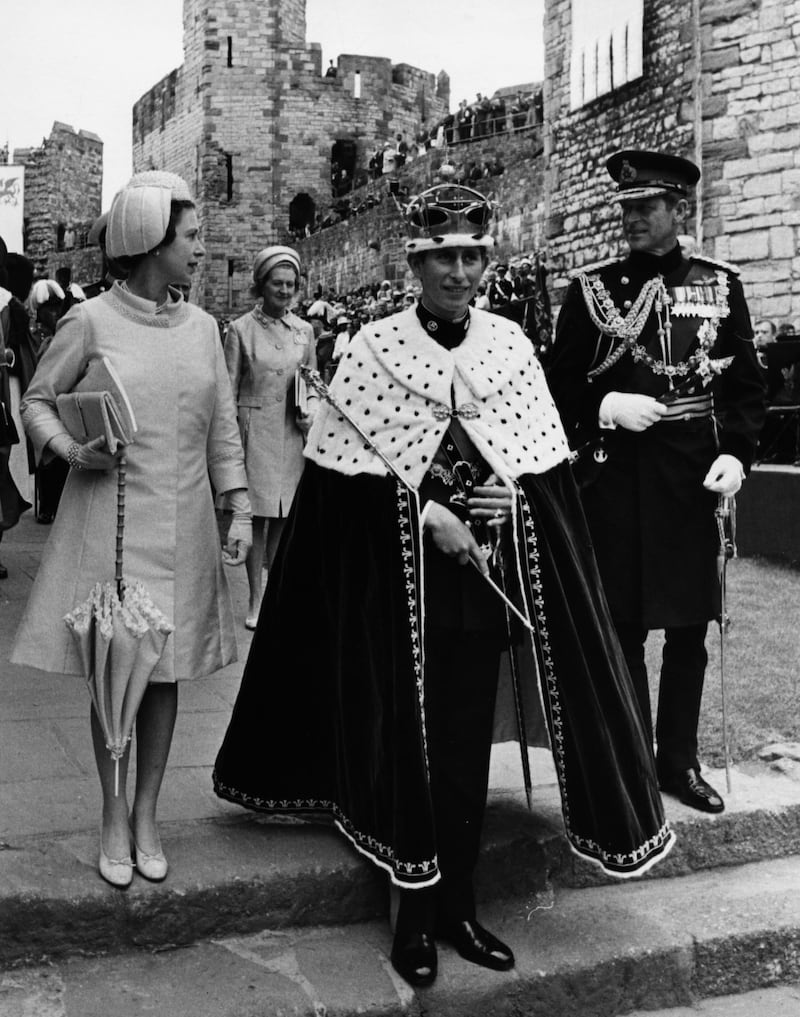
[3,759,800,1016]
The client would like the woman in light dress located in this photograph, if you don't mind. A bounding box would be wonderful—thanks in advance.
[222,246,317,628]
[12,171,252,888]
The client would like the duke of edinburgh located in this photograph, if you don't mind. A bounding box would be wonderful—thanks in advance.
[547,149,766,815]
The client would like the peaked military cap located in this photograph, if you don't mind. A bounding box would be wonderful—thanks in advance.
[606,150,700,203]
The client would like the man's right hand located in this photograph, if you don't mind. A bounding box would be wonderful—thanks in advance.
[600,392,668,432]
[424,502,489,576]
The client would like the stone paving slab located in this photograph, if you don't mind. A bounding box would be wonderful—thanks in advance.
[3,857,800,1017]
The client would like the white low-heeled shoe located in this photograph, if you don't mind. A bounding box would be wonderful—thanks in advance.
[99,834,133,889]
[132,835,168,882]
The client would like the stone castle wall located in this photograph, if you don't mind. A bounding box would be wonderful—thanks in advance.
[133,0,448,318]
[13,122,103,282]
[294,126,547,301]
[543,0,696,297]
[700,0,800,322]
[543,0,800,324]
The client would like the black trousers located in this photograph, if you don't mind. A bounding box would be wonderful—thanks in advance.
[614,621,709,780]
[396,627,502,934]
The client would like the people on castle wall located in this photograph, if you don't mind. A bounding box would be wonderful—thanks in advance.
[455,99,472,141]
[510,91,529,129]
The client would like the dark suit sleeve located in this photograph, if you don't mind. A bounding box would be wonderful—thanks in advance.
[715,274,767,470]
[545,278,609,445]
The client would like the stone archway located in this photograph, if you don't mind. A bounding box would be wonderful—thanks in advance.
[289,193,316,237]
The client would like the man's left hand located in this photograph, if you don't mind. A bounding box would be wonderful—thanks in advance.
[703,454,744,497]
[467,474,513,526]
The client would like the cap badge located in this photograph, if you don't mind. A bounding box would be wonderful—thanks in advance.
[620,160,637,184]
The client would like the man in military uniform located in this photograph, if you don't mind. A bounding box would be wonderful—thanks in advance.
[488,263,513,307]
[547,150,766,814]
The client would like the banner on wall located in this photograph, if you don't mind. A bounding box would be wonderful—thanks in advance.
[570,0,644,110]
[0,165,25,252]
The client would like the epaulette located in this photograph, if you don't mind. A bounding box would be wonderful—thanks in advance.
[568,256,620,280]
[690,253,741,277]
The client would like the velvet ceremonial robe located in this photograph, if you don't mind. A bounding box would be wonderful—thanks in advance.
[214,307,674,886]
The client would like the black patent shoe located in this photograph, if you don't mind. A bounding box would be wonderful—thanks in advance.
[390,930,437,987]
[440,919,515,972]
[660,768,725,814]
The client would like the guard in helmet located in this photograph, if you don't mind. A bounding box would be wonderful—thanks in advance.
[214,184,674,988]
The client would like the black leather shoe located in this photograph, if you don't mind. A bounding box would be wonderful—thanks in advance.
[36,512,54,525]
[390,930,437,987]
[660,768,725,814]
[440,919,515,972]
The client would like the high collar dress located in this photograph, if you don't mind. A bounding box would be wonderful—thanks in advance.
[223,306,316,518]
[12,282,247,681]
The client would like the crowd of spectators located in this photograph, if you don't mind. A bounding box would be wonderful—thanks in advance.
[419,88,542,151]
[303,86,542,239]
[752,316,800,464]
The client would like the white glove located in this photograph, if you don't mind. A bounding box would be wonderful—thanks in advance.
[223,514,252,566]
[599,392,668,432]
[703,454,744,497]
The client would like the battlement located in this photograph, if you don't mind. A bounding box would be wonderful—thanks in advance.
[132,0,449,317]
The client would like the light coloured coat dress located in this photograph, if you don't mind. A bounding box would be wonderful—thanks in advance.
[11,283,247,681]
[223,306,316,518]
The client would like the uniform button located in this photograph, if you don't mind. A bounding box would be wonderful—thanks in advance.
[275,394,284,402]
[275,344,284,351]
[621,276,630,285]
[277,368,284,375]
[623,299,632,309]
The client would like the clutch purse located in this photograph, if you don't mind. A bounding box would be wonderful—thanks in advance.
[56,356,137,455]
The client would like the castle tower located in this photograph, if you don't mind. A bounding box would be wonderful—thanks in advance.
[133,0,447,318]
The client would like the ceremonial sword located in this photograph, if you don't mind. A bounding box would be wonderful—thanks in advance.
[715,494,736,793]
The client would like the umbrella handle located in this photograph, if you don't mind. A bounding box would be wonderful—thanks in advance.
[116,455,127,600]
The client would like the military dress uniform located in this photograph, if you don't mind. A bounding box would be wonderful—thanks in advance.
[548,237,766,791]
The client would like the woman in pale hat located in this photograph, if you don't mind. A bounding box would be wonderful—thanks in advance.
[222,244,317,628]
[12,170,252,888]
